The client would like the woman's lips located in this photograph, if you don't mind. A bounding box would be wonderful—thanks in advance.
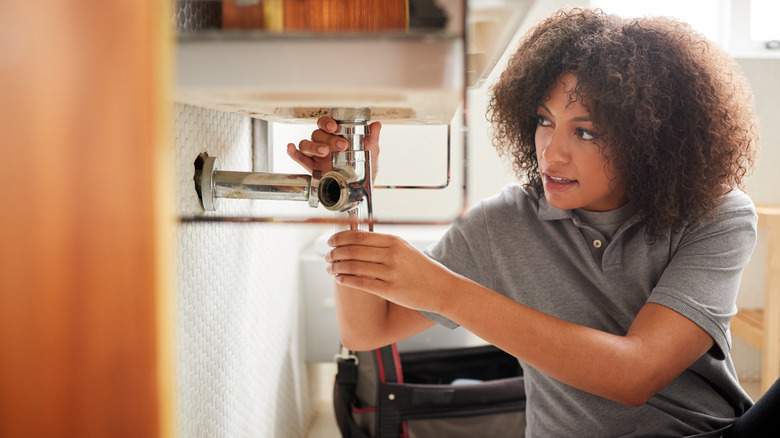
[543,174,577,191]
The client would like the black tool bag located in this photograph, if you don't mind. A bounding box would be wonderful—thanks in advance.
[334,343,526,438]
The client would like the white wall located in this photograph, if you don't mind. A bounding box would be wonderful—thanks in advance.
[174,104,325,438]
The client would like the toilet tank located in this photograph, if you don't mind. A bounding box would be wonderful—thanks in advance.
[299,225,486,362]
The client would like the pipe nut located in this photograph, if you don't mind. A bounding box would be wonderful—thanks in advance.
[199,156,219,211]
[330,107,371,124]
[319,168,359,212]
[308,170,321,208]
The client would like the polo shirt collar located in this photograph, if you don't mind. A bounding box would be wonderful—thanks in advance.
[536,195,645,230]
[537,196,575,221]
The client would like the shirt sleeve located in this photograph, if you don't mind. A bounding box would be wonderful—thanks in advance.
[420,202,496,329]
[648,192,758,360]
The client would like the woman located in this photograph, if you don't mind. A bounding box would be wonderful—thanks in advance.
[288,8,759,437]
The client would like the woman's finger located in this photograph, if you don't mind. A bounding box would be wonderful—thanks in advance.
[311,129,348,151]
[325,245,388,264]
[364,121,381,177]
[297,139,331,158]
[328,230,394,248]
[317,116,339,133]
[327,260,389,280]
[286,143,314,173]
[334,274,387,294]
[363,121,382,153]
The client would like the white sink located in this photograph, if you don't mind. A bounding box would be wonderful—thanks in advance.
[176,34,464,125]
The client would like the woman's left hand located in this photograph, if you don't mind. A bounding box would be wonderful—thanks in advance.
[325,230,455,312]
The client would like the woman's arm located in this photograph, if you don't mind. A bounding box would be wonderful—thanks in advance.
[288,116,433,350]
[442,280,713,407]
[328,232,435,350]
[327,230,714,407]
[334,282,434,351]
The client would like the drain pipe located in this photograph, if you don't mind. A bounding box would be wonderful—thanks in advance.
[194,107,373,228]
[194,153,321,211]
[318,107,374,231]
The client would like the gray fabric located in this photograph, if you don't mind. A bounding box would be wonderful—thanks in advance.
[421,184,757,438]
[574,202,636,240]
[407,411,526,438]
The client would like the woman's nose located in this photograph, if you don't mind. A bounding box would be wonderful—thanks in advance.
[540,130,568,164]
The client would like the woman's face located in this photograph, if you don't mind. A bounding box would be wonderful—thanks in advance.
[535,73,626,212]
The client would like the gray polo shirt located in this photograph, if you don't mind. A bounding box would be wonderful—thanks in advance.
[423,184,757,438]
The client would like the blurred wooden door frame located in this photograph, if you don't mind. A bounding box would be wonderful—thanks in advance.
[0,2,174,437]
[222,0,408,31]
[731,206,780,395]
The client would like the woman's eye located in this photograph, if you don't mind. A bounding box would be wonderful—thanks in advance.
[576,128,598,141]
[536,115,551,126]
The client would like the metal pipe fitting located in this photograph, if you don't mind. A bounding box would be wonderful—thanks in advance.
[193,107,374,226]
[195,155,321,211]
[323,107,374,231]
[319,151,370,213]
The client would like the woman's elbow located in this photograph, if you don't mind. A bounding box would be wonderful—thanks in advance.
[610,376,661,407]
[338,329,387,352]
[619,393,652,408]
[338,334,369,352]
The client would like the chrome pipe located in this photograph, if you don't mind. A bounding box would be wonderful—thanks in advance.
[194,107,374,222]
[195,155,321,211]
[318,152,367,211]
[323,107,373,231]
[213,171,311,202]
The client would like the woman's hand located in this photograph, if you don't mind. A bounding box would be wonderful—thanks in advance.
[325,230,456,313]
[286,115,381,177]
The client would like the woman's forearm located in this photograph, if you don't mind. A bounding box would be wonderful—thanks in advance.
[334,282,389,350]
[437,274,713,406]
[334,282,433,351]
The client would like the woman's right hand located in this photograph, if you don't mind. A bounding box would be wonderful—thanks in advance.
[286,115,381,177]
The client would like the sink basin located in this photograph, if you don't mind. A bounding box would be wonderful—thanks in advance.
[176,34,464,124]
[174,0,533,125]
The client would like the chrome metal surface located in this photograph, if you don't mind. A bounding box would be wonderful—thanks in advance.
[331,107,371,124]
[308,170,322,208]
[327,107,374,231]
[200,155,219,211]
[213,171,312,202]
[194,154,324,211]
[320,151,371,214]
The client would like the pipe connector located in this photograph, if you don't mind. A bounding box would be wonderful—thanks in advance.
[193,107,374,221]
[318,167,360,212]
[332,107,371,152]
[331,107,371,124]
[194,154,323,211]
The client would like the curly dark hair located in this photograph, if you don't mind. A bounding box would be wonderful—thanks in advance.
[489,8,758,235]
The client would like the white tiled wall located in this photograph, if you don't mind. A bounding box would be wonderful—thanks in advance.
[174,104,324,437]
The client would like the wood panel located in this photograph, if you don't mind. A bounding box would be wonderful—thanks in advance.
[732,206,780,395]
[223,0,408,32]
[223,0,266,29]
[760,208,780,393]
[284,0,408,31]
[0,1,174,437]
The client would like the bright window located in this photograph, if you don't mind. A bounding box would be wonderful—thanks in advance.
[750,0,780,41]
[590,0,728,47]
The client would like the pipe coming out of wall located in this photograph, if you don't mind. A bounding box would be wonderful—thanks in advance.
[194,107,374,230]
